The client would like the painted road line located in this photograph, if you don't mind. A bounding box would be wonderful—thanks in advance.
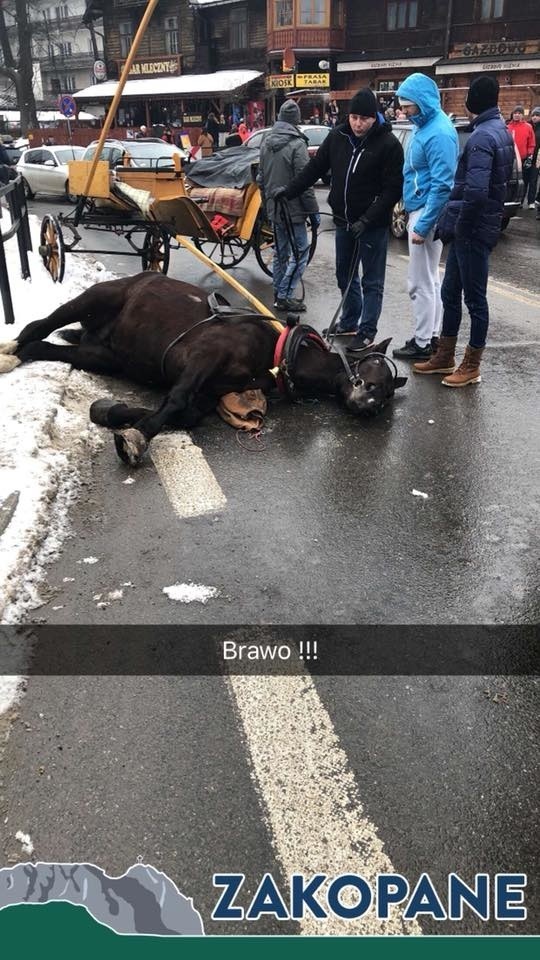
[392,253,540,308]
[228,672,422,935]
[151,433,227,519]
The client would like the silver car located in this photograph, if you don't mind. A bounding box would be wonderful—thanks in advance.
[17,144,86,201]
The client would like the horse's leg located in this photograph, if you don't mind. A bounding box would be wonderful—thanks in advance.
[113,363,219,465]
[1,280,128,352]
[15,339,122,374]
[89,399,154,429]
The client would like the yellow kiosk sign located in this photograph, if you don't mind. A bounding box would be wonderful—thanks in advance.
[296,73,330,88]
[266,75,295,90]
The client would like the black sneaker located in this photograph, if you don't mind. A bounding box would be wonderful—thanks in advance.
[347,335,374,352]
[392,339,432,360]
[274,298,307,313]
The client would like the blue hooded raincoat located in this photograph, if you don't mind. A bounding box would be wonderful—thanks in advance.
[395,73,459,238]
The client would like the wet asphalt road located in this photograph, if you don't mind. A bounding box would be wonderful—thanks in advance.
[0,193,538,935]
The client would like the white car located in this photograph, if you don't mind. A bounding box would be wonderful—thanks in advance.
[17,144,85,201]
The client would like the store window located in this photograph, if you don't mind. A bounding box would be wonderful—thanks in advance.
[387,1,418,30]
[479,0,504,19]
[274,0,293,28]
[119,21,133,58]
[165,16,179,55]
[230,6,248,49]
[300,0,327,25]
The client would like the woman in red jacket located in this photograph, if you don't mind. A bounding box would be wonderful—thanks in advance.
[507,106,535,202]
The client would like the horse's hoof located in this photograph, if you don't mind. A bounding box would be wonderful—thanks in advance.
[0,340,18,355]
[113,428,148,466]
[0,354,21,374]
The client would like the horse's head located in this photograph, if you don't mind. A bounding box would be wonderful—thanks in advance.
[338,338,407,417]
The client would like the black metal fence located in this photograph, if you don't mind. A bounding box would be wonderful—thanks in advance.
[0,174,32,325]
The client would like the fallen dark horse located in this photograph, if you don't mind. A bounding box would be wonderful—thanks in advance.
[0,273,407,465]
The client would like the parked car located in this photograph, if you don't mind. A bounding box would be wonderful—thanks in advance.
[82,138,188,170]
[1,137,27,165]
[17,144,85,201]
[389,120,524,239]
[244,124,332,184]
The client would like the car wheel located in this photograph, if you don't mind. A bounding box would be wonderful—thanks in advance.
[65,183,77,204]
[501,216,510,231]
[391,199,408,239]
[22,178,34,200]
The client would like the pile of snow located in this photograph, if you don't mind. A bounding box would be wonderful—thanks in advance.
[0,212,118,707]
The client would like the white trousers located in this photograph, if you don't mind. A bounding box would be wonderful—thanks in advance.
[407,207,443,347]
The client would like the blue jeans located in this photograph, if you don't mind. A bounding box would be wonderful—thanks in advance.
[273,221,310,301]
[335,224,388,338]
[441,238,490,348]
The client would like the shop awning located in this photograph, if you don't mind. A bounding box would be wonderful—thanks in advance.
[337,57,440,72]
[74,70,263,101]
[436,55,540,75]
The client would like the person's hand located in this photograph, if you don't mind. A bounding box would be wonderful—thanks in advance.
[309,213,321,229]
[350,218,367,241]
[411,231,425,244]
[272,186,287,201]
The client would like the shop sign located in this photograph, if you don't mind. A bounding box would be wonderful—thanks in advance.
[119,56,181,78]
[266,74,294,90]
[296,73,330,88]
[456,41,528,58]
[183,115,203,124]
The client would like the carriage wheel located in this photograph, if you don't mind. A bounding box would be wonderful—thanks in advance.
[253,215,318,279]
[193,235,251,270]
[141,229,170,274]
[39,215,65,283]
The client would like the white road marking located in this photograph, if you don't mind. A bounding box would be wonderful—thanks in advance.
[392,253,540,307]
[228,672,422,935]
[151,433,227,518]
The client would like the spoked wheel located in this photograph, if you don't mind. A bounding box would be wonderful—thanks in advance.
[391,199,408,240]
[253,215,318,279]
[39,214,65,283]
[193,235,251,269]
[141,228,171,273]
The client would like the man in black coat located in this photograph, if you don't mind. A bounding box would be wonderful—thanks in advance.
[273,89,403,350]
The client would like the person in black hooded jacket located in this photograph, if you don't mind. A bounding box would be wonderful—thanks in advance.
[274,89,403,350]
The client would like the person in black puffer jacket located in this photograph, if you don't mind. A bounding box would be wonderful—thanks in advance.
[415,75,514,387]
[273,88,403,351]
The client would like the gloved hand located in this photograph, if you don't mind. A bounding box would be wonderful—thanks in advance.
[309,213,321,229]
[272,186,288,201]
[350,218,368,241]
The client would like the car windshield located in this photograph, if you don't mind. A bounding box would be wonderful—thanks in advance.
[54,147,85,163]
[84,141,182,168]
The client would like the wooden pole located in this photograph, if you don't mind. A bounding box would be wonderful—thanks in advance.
[82,0,160,195]
[174,235,282,329]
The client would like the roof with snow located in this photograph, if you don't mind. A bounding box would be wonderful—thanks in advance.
[74,70,263,101]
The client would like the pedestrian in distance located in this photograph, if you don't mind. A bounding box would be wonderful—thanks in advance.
[204,112,220,150]
[414,75,514,387]
[526,106,540,211]
[224,124,242,148]
[272,88,403,350]
[197,129,214,158]
[507,106,535,203]
[258,99,319,312]
[392,73,459,361]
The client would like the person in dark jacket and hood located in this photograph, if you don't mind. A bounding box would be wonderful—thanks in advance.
[273,88,403,349]
[414,75,514,387]
[258,100,319,311]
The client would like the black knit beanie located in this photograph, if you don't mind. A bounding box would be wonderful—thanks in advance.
[465,75,499,114]
[348,88,378,118]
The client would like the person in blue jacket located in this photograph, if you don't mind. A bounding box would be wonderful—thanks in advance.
[392,73,459,361]
[414,75,514,386]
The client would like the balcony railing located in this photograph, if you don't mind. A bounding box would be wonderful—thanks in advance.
[268,27,345,52]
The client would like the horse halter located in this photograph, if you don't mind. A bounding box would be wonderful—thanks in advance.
[348,351,400,385]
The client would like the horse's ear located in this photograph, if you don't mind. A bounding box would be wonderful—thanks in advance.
[373,337,391,354]
[394,375,408,389]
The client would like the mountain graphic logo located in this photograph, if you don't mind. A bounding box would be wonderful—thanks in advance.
[0,861,204,936]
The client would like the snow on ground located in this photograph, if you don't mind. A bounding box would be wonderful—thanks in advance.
[0,212,118,710]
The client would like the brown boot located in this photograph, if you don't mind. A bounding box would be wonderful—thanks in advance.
[442,345,483,387]
[413,336,457,374]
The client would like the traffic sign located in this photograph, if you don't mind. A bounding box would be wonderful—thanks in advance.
[93,59,107,81]
[58,94,77,118]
